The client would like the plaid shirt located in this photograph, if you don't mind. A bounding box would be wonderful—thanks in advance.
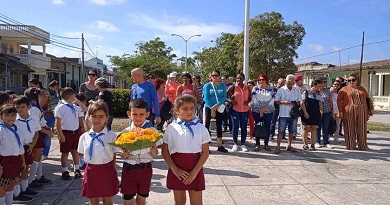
[320,87,332,113]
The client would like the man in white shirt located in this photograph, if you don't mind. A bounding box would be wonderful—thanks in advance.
[274,74,302,154]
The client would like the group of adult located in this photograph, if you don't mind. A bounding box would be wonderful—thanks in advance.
[190,71,374,154]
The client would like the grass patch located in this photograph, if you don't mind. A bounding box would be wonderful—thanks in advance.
[112,118,129,132]
[368,122,390,132]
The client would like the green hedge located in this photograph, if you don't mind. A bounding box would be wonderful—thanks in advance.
[110,88,130,117]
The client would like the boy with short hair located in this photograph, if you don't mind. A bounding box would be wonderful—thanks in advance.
[120,98,160,205]
[13,96,42,202]
[54,87,86,180]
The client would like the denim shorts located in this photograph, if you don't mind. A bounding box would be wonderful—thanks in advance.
[278,117,298,135]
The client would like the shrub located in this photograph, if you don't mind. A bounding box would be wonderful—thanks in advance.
[110,88,130,117]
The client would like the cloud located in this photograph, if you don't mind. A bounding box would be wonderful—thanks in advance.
[332,46,341,51]
[45,45,81,58]
[52,0,64,5]
[91,20,119,32]
[62,32,104,41]
[308,44,325,53]
[89,0,126,6]
[127,12,241,42]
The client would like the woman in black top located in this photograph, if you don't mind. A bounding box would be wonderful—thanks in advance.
[80,69,100,104]
[95,77,114,130]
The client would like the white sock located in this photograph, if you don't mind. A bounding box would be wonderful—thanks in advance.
[13,184,21,197]
[21,179,29,192]
[0,197,4,205]
[36,160,43,179]
[28,161,40,184]
[5,191,13,205]
[74,164,80,171]
[62,166,68,172]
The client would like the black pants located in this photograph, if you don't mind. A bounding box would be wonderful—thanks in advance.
[204,107,224,138]
[223,108,232,131]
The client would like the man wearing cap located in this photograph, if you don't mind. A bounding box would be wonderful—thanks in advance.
[294,75,310,94]
[165,71,181,104]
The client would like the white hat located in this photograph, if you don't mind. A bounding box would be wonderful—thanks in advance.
[169,71,178,78]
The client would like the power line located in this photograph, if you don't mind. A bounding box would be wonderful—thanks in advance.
[51,33,81,40]
[83,39,96,57]
[0,14,82,50]
[296,39,390,62]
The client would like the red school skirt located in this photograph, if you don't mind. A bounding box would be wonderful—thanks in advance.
[81,161,119,198]
[167,153,205,191]
[0,155,22,178]
[35,127,51,149]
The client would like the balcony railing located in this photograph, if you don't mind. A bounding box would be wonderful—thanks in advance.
[0,24,50,43]
[13,54,51,69]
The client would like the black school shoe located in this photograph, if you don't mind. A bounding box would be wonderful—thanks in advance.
[62,171,72,181]
[74,169,82,179]
[35,175,52,184]
[22,187,39,196]
[217,146,229,153]
[14,193,34,203]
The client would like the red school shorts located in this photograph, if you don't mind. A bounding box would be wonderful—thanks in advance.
[23,145,33,165]
[60,129,81,153]
[35,127,51,149]
[120,162,153,196]
[0,155,22,179]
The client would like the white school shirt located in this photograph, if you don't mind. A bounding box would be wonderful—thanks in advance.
[15,114,41,145]
[78,128,119,165]
[275,85,302,118]
[29,106,47,127]
[54,100,84,131]
[0,124,25,156]
[121,120,162,165]
[163,118,211,154]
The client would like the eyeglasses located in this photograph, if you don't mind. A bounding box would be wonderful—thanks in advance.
[88,73,96,76]
[347,79,357,82]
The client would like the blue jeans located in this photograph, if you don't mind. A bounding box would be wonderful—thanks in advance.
[230,110,249,145]
[278,117,298,135]
[270,109,279,138]
[317,112,332,145]
[252,112,273,146]
[42,135,51,157]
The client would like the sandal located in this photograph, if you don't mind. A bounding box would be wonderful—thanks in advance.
[286,146,297,152]
[254,146,260,152]
[310,144,316,150]
[303,145,310,151]
[264,145,271,151]
[274,148,281,154]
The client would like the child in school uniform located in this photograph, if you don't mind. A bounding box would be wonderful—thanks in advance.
[13,96,42,202]
[0,104,26,205]
[54,87,86,180]
[24,88,53,188]
[162,94,211,205]
[120,98,160,205]
[78,101,119,205]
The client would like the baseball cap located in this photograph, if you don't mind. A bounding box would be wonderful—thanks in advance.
[169,72,178,78]
[294,75,303,81]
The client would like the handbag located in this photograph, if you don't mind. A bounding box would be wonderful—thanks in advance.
[160,100,172,121]
[211,83,225,113]
[253,121,268,139]
[290,102,301,119]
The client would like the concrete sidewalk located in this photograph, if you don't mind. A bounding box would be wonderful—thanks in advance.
[21,131,390,205]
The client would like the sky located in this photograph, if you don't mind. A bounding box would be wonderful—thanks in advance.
[1,0,389,68]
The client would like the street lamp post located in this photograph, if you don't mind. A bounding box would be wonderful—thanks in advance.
[171,34,201,72]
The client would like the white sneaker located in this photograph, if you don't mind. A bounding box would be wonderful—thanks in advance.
[326,144,333,149]
[231,145,238,152]
[241,145,248,152]
[315,143,321,148]
[334,136,340,142]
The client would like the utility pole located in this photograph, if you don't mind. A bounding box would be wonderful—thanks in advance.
[243,0,250,83]
[358,31,365,86]
[338,50,341,66]
[81,33,85,82]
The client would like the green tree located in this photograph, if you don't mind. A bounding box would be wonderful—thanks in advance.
[108,37,179,81]
[237,12,306,81]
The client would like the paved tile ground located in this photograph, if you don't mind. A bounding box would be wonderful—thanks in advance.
[19,130,390,205]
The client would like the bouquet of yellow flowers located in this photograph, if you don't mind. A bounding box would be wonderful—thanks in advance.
[110,127,163,151]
